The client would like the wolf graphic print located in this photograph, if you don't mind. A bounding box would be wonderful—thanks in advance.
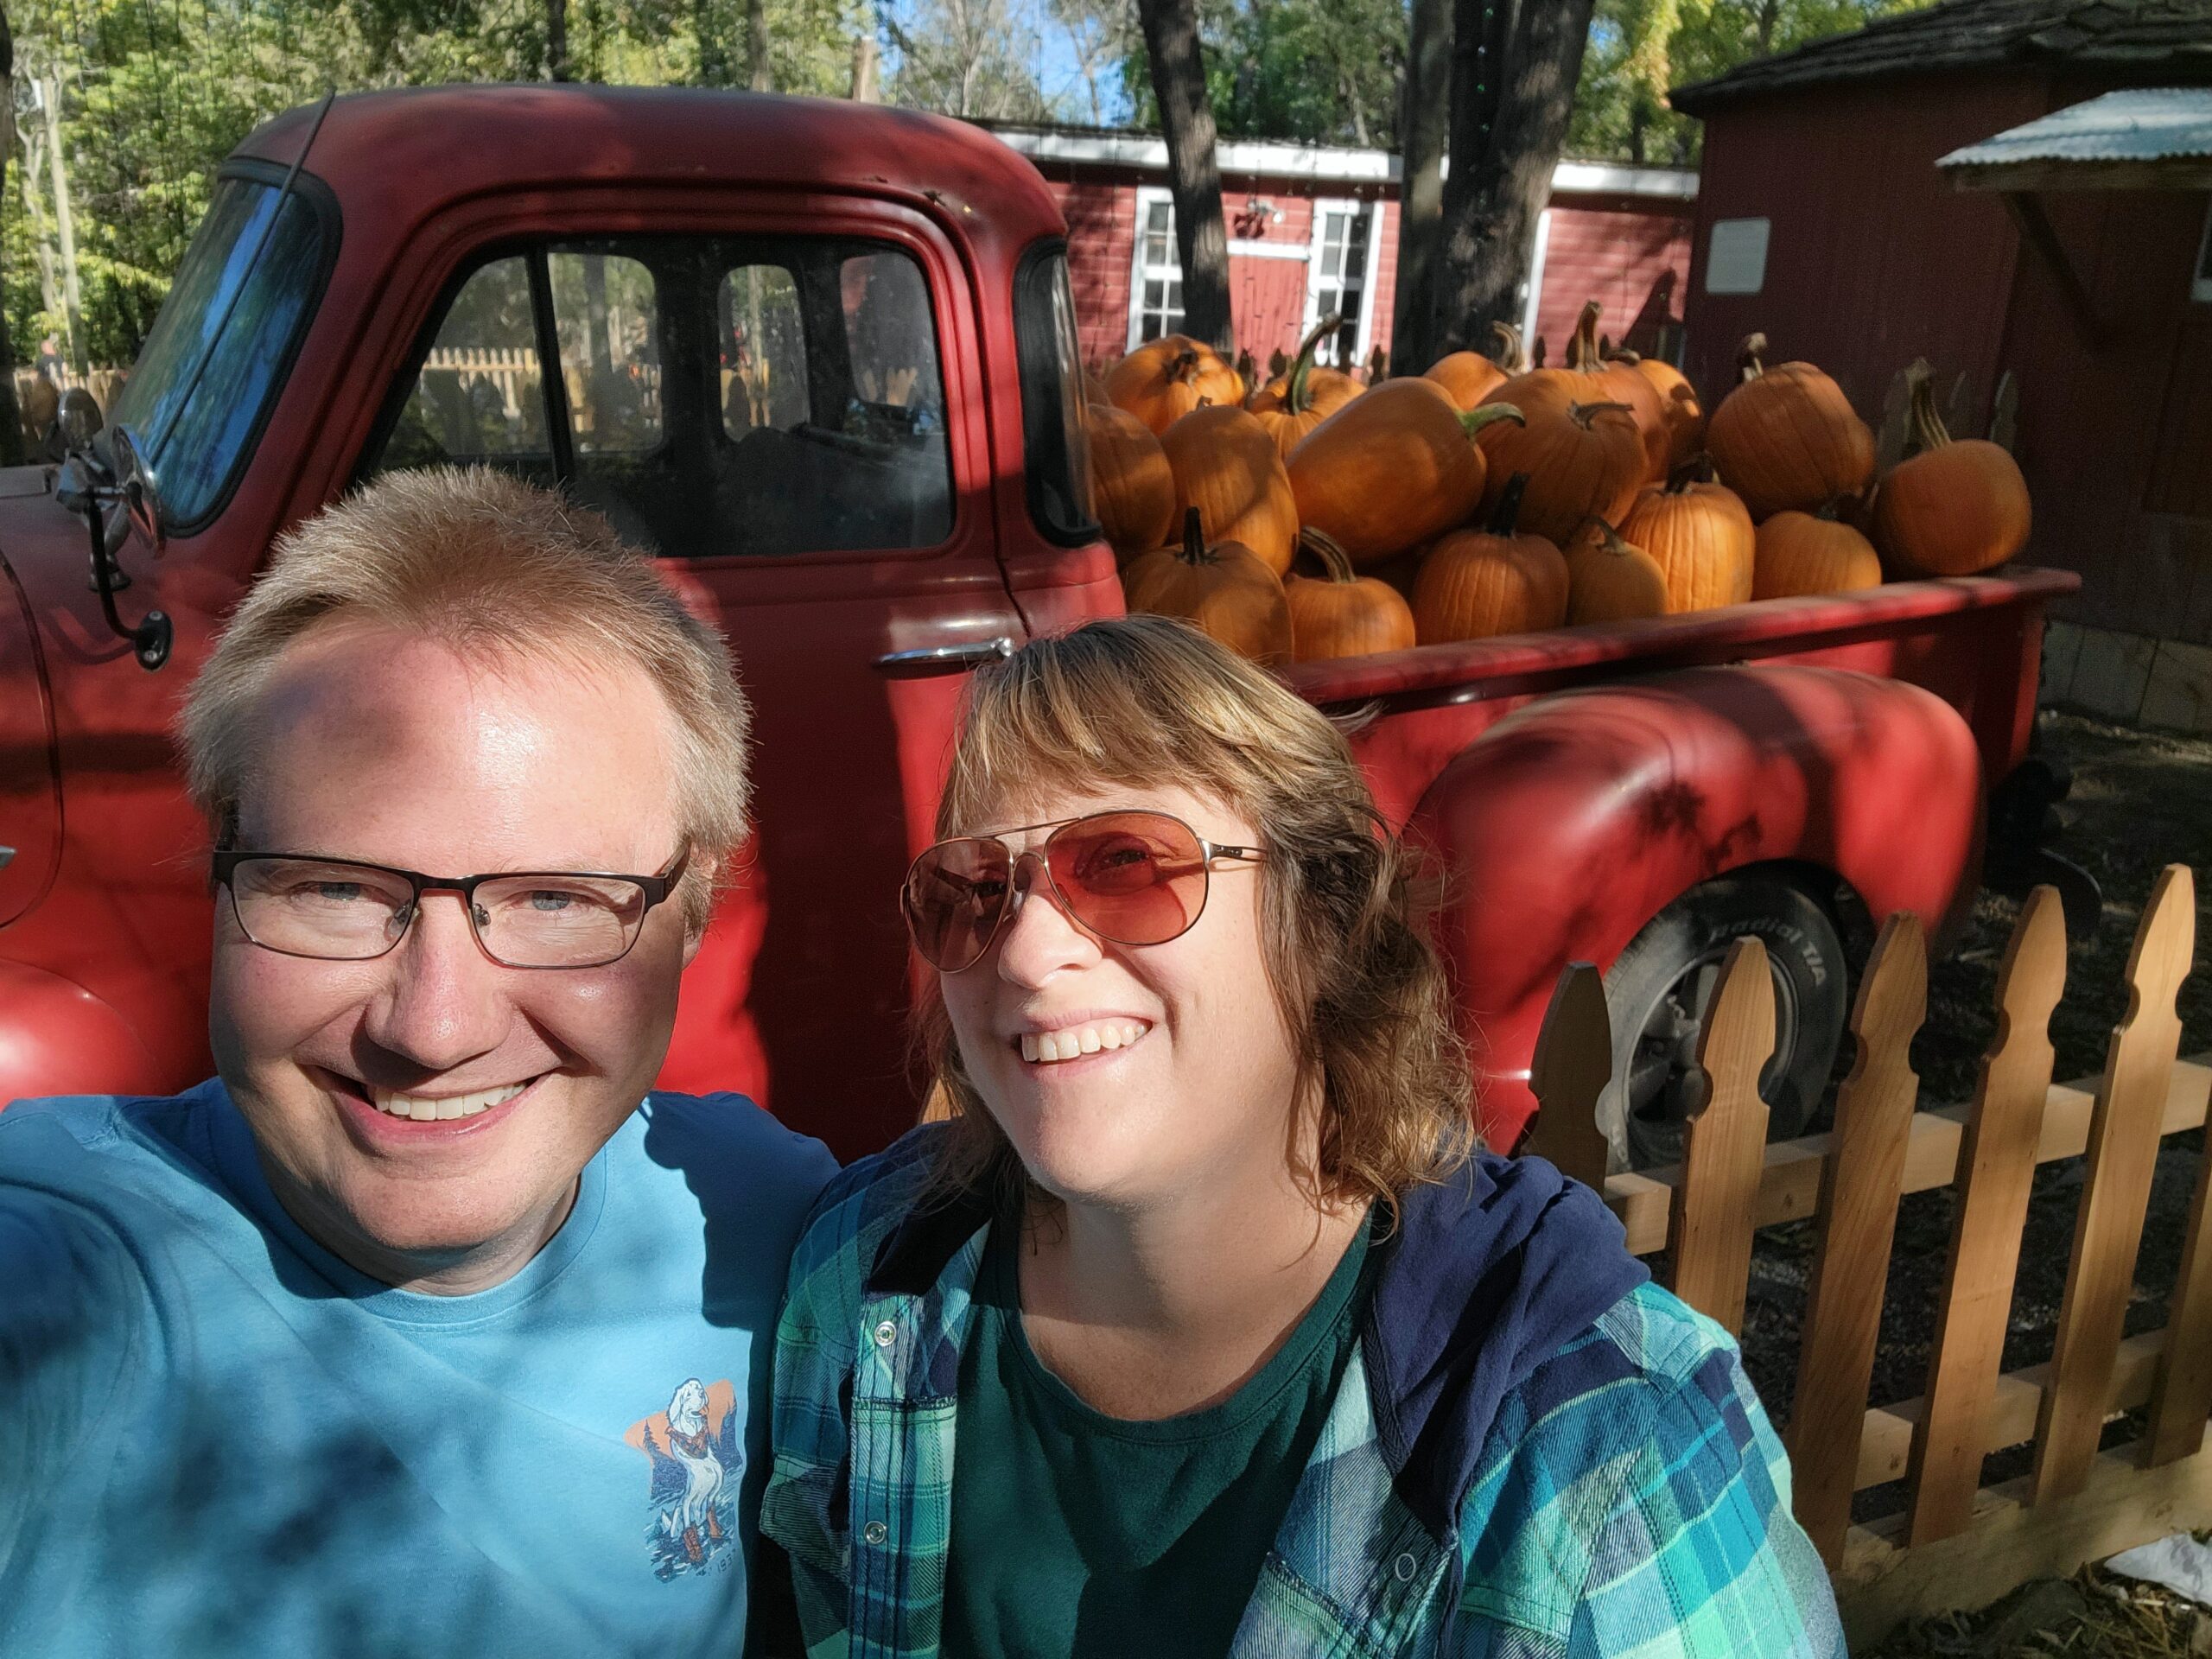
[626,1377,741,1580]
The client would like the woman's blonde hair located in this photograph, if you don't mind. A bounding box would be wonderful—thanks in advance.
[179,467,750,930]
[920,613,1475,1215]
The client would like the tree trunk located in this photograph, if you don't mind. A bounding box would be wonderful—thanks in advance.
[748,0,772,91]
[849,34,879,100]
[547,0,569,80]
[1135,0,1232,353]
[1434,0,1596,355]
[38,73,85,374]
[0,9,22,464]
[1390,0,1449,375]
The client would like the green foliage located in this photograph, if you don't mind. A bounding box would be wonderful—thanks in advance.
[1104,0,1404,149]
[1567,0,1936,166]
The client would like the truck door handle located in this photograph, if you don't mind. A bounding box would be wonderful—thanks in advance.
[0,846,13,869]
[873,637,1014,676]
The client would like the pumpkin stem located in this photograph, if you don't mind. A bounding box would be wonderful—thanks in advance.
[1486,473,1531,537]
[1179,506,1212,565]
[1606,346,1643,365]
[1458,402,1525,441]
[1286,314,1340,415]
[1567,399,1636,430]
[1566,302,1605,371]
[1489,321,1527,372]
[1664,454,1718,493]
[1903,358,1951,455]
[1166,348,1202,386]
[1735,333,1768,383]
[1579,514,1638,557]
[1299,526,1357,584]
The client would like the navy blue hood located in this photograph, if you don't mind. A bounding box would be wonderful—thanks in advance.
[1362,1152,1649,1540]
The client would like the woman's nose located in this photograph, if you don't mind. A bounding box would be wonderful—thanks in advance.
[992,855,1101,985]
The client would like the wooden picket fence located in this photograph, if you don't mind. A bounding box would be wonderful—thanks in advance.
[1522,866,2208,1646]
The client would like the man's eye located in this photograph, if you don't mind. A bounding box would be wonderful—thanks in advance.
[297,881,365,905]
[527,890,575,912]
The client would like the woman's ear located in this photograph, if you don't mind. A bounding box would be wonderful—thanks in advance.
[680,855,721,964]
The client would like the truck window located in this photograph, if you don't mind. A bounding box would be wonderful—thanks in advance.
[1015,244,1096,543]
[363,236,953,560]
[107,173,329,529]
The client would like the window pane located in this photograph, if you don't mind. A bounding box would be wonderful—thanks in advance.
[379,257,550,472]
[842,251,944,435]
[549,252,662,455]
[721,265,810,434]
[1017,247,1096,541]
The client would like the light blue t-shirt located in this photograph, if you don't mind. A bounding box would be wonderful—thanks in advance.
[0,1079,837,1658]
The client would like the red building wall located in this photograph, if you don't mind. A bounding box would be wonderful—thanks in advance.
[1532,197,1695,361]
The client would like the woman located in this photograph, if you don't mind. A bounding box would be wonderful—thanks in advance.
[760,615,1841,1657]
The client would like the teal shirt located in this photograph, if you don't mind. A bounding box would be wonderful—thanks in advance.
[942,1204,1372,1658]
[0,1079,837,1659]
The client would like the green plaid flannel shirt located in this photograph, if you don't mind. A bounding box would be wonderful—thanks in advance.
[760,1138,1844,1658]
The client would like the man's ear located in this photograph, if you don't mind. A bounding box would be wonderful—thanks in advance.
[679,855,721,966]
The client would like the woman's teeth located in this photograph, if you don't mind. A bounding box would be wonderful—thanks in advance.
[1020,1022,1148,1064]
[366,1080,531,1121]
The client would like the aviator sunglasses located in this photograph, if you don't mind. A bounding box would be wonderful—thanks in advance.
[900,810,1265,973]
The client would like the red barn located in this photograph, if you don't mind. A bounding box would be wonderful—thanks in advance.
[980,122,1698,378]
[1672,0,2212,733]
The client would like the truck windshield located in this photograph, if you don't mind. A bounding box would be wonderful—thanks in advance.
[107,175,326,528]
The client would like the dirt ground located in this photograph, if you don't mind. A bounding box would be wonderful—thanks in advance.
[1719,711,2212,1618]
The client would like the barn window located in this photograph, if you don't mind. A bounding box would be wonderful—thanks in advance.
[1706,218,1770,296]
[1128,188,1185,347]
[1304,200,1379,368]
[2192,198,2212,304]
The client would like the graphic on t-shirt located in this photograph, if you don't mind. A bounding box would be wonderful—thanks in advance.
[626,1377,741,1580]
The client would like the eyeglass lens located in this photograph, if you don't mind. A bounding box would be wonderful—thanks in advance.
[226,857,652,968]
[901,811,1211,972]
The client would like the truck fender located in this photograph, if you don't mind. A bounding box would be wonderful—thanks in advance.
[0,961,161,1107]
[1407,664,1983,1148]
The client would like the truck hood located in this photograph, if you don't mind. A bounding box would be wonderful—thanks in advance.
[0,465,65,928]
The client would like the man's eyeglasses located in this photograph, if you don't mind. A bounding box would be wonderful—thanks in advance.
[211,845,691,969]
[900,810,1263,974]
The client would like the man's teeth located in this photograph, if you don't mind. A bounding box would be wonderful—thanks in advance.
[1019,1022,1149,1064]
[366,1081,531,1121]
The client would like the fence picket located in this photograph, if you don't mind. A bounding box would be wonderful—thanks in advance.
[1669,937,1775,1332]
[1906,887,2067,1544]
[1788,912,1928,1565]
[2032,865,2197,1503]
[1524,963,1612,1190]
[2145,1137,2212,1465]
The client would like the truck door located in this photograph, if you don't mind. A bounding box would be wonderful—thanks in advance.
[355,210,1020,1158]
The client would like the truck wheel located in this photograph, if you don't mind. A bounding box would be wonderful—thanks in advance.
[1598,876,1848,1172]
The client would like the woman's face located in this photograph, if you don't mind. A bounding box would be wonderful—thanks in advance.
[937,780,1306,1212]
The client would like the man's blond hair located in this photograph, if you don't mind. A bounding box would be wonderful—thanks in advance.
[179,467,749,930]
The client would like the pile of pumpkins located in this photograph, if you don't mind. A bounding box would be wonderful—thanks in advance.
[1089,302,2032,665]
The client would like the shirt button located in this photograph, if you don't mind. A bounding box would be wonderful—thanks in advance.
[873,1319,898,1348]
[1394,1552,1417,1583]
[863,1521,889,1547]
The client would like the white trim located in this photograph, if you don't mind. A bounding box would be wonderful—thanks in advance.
[1302,198,1382,367]
[1128,185,1180,351]
[1229,238,1309,260]
[2194,199,2212,304]
[989,126,1699,201]
[1521,208,1552,346]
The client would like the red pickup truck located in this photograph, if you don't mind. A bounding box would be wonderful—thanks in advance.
[0,86,2081,1169]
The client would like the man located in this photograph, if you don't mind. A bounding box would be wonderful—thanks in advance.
[0,468,836,1656]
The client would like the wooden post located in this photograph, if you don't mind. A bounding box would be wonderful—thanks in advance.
[1907,887,2067,1544]
[1669,938,1775,1332]
[1524,963,1611,1190]
[2146,1129,2212,1466]
[1788,912,1928,1565]
[2033,866,2196,1503]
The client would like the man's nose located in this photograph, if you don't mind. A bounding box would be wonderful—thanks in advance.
[360,893,512,1071]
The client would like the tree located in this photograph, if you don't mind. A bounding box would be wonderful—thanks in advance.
[882,0,1053,118]
[0,5,21,463]
[1389,0,1448,373]
[1433,0,1599,355]
[1135,0,1231,351]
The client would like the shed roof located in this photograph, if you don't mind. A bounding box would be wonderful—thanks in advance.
[1669,0,2212,115]
[1938,84,2212,185]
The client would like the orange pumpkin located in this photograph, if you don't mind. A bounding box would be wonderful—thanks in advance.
[1159,404,1300,577]
[1564,304,1669,484]
[1611,349,1704,476]
[1618,457,1756,613]
[1285,528,1417,661]
[1474,314,1645,546]
[1872,360,2031,577]
[1411,474,1570,644]
[1565,518,1669,625]
[1249,315,1364,458]
[1106,334,1245,435]
[1122,508,1292,664]
[1705,334,1875,519]
[1423,321,1527,413]
[1753,509,1883,599]
[1085,403,1178,565]
[1287,380,1522,567]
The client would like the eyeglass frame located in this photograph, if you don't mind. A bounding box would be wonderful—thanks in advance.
[209,843,693,969]
[902,810,1265,972]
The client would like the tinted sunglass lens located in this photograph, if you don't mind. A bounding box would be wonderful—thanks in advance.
[905,839,1013,970]
[1046,813,1207,946]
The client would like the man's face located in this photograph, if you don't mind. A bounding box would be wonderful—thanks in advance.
[210,624,702,1289]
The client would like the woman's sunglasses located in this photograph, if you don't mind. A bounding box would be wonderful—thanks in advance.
[900,810,1265,973]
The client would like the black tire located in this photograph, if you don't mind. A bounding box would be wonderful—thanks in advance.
[1599,875,1849,1172]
